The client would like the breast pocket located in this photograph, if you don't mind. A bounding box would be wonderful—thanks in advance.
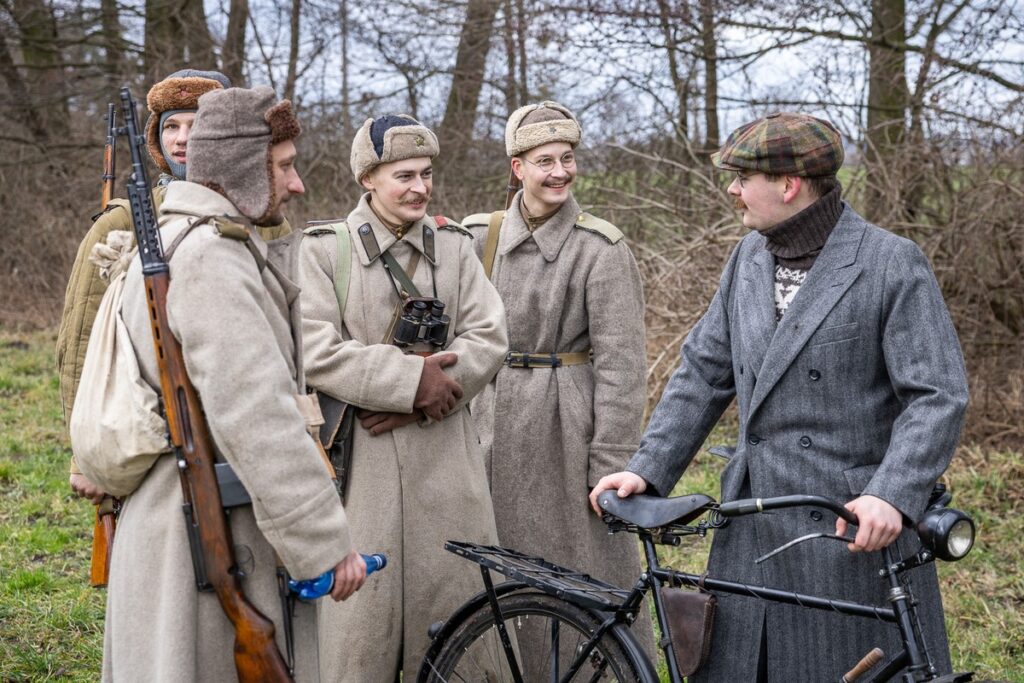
[809,321,859,347]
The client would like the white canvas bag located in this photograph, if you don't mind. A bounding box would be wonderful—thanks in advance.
[70,230,170,496]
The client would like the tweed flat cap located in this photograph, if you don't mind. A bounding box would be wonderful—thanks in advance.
[712,112,844,177]
[505,101,581,157]
[350,115,439,182]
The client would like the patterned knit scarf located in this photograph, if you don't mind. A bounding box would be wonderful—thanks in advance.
[762,185,843,319]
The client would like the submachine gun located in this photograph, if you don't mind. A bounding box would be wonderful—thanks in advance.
[117,86,294,682]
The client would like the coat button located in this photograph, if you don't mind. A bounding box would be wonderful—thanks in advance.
[809,510,823,521]
[748,435,761,445]
[799,436,812,448]
[809,369,821,381]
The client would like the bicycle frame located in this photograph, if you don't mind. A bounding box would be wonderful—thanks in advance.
[426,493,974,683]
[627,532,933,683]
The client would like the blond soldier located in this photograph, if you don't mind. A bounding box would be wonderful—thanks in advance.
[298,115,507,680]
[99,87,364,681]
[57,69,292,502]
[462,101,653,669]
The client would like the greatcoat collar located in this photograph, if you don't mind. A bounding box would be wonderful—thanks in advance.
[501,190,581,262]
[158,180,270,262]
[738,202,866,417]
[347,193,439,267]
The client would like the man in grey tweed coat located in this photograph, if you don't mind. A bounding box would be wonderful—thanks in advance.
[591,112,969,681]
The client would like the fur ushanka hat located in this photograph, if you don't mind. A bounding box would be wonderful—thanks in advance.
[350,114,439,182]
[145,69,231,177]
[186,86,301,224]
[505,101,581,157]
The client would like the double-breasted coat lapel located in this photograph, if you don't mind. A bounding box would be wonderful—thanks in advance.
[747,214,865,416]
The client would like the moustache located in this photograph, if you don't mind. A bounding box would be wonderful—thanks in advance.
[733,197,747,210]
[544,174,574,187]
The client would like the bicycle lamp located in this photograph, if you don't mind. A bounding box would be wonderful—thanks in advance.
[917,508,975,561]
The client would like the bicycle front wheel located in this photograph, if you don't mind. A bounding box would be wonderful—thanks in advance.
[422,590,653,683]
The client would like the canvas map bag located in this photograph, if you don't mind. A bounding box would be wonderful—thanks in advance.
[70,230,170,496]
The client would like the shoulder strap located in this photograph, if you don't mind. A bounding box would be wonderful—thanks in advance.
[574,212,624,244]
[303,221,352,319]
[333,224,352,319]
[483,210,504,279]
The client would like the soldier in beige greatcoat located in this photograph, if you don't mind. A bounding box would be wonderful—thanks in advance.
[95,87,365,682]
[57,69,291,503]
[462,101,654,670]
[298,115,506,680]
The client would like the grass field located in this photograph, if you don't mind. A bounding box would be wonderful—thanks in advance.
[1,328,1021,681]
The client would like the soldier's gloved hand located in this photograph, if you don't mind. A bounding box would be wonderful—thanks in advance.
[330,550,367,601]
[358,409,424,435]
[70,472,107,504]
[414,353,463,421]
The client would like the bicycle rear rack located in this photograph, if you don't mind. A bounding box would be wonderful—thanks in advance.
[445,541,632,612]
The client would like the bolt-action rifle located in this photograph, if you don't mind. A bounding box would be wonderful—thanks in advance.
[89,102,120,588]
[101,102,116,210]
[117,86,293,682]
[505,166,522,210]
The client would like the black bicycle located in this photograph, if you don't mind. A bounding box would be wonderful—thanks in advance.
[417,484,976,683]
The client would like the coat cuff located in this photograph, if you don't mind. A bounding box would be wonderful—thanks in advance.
[256,481,351,580]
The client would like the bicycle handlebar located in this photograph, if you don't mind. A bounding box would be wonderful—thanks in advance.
[718,495,860,525]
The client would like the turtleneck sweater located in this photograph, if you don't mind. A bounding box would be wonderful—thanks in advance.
[762,185,843,320]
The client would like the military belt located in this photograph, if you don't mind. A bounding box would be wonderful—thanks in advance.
[505,351,592,369]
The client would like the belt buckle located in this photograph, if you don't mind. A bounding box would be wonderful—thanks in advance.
[506,352,530,368]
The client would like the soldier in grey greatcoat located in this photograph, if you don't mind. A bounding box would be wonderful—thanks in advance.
[96,87,366,682]
[298,115,507,681]
[462,100,654,669]
[591,112,969,681]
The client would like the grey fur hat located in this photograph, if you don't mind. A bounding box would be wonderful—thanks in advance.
[350,114,439,182]
[186,86,301,223]
[505,101,581,157]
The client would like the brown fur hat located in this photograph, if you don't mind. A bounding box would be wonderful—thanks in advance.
[144,70,230,174]
[350,114,439,182]
[186,86,301,223]
[505,101,581,157]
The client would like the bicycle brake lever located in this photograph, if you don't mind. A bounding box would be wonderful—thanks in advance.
[756,532,856,564]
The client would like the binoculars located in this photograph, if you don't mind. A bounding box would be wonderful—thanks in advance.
[393,297,450,348]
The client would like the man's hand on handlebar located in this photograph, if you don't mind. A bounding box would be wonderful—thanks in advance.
[837,495,902,553]
[589,471,647,515]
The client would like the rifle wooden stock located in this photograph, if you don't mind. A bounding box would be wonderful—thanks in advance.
[101,143,114,209]
[88,502,116,587]
[145,272,293,683]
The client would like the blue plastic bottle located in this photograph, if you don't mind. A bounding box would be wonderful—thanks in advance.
[288,553,387,601]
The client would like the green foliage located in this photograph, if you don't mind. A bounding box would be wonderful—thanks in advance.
[0,330,1020,681]
[0,330,104,682]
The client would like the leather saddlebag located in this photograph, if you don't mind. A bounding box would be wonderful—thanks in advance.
[661,586,716,676]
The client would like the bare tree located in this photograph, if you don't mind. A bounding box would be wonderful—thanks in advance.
[223,0,249,86]
[438,0,502,164]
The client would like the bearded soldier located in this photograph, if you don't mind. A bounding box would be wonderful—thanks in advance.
[298,115,506,680]
[97,86,365,681]
[461,100,654,668]
[57,69,293,503]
